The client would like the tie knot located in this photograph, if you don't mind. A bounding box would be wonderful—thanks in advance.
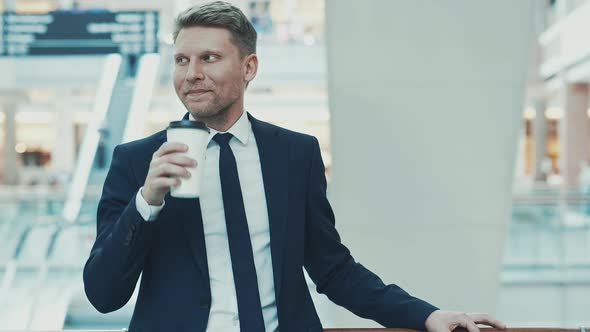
[213,133,233,147]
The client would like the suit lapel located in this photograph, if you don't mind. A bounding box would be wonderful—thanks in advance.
[249,113,289,300]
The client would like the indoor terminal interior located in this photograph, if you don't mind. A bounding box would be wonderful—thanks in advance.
[0,0,590,330]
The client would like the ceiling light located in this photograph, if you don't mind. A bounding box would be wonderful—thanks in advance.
[545,107,564,120]
[524,107,536,120]
[15,143,27,154]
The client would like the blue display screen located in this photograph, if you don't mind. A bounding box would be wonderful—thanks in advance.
[0,11,159,56]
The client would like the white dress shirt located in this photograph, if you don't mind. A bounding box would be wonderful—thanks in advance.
[136,111,279,331]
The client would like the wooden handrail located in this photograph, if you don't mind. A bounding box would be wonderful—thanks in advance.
[0,328,579,332]
[324,329,580,332]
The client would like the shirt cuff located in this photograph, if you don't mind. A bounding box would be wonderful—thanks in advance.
[135,187,165,222]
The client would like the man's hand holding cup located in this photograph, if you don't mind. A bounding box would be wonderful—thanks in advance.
[141,142,198,205]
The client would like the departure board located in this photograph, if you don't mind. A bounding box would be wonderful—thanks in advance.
[0,11,159,56]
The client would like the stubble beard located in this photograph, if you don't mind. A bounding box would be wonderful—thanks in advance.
[184,92,239,125]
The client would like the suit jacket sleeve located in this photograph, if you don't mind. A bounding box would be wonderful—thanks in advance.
[83,144,158,313]
[302,137,438,329]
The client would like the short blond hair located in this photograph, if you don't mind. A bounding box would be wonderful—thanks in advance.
[173,1,257,57]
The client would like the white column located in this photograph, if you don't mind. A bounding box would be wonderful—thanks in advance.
[561,83,590,187]
[3,104,18,185]
[556,0,570,19]
[51,106,76,175]
[322,0,534,327]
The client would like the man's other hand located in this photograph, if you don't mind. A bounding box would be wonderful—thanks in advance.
[425,310,506,332]
[142,142,197,205]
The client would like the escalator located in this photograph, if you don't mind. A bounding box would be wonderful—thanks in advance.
[0,53,159,330]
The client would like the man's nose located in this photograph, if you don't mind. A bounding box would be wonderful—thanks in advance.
[186,59,205,81]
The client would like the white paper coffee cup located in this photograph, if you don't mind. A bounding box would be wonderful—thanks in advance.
[166,120,210,198]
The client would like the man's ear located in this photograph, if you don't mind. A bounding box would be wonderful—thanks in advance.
[243,53,258,83]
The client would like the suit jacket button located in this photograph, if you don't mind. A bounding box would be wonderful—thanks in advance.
[124,232,132,246]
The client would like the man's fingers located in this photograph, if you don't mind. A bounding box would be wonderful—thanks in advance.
[468,313,506,329]
[167,154,197,167]
[153,142,188,158]
[151,154,197,172]
[154,154,197,167]
[461,317,480,332]
[152,177,180,188]
[425,310,503,332]
[152,163,192,179]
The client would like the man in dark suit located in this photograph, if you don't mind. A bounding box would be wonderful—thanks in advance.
[83,2,506,332]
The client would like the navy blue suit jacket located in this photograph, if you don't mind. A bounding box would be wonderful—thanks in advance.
[83,113,437,332]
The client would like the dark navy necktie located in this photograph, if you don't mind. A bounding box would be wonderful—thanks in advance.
[213,133,265,331]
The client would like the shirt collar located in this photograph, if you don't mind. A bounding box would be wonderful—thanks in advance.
[191,110,250,146]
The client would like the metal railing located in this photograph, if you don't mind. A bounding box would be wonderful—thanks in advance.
[0,185,102,330]
[2,184,590,329]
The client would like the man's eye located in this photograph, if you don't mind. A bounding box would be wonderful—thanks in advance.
[204,55,218,62]
[176,57,188,64]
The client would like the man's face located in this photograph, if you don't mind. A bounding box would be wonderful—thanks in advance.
[173,26,251,120]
